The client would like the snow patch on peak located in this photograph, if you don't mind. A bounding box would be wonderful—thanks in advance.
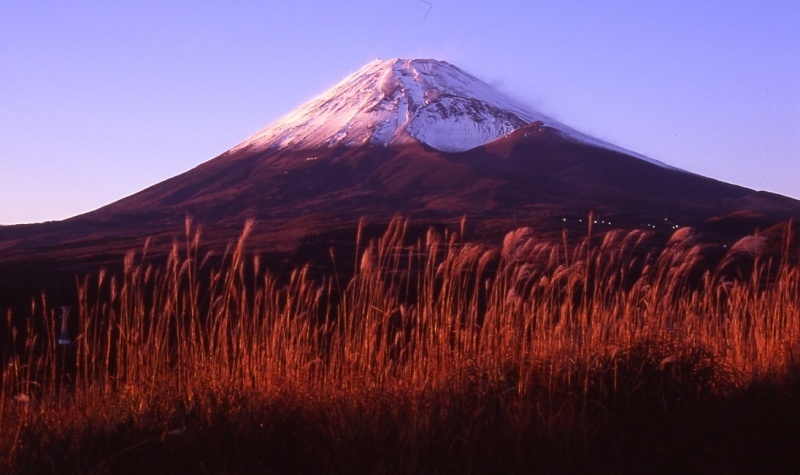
[232,58,547,154]
[231,58,680,171]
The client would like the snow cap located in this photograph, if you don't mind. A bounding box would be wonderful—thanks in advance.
[233,58,676,169]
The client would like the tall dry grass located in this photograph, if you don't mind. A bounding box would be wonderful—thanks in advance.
[2,216,799,472]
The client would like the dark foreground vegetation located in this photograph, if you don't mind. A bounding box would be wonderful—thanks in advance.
[2,217,800,474]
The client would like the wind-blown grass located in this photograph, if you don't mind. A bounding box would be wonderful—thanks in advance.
[2,217,799,473]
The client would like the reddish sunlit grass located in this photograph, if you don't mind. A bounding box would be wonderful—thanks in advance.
[2,217,799,472]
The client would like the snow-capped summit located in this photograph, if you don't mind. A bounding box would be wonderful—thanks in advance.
[234,58,534,153]
[234,58,673,168]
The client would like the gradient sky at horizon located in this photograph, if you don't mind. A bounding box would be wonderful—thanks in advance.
[1,1,798,224]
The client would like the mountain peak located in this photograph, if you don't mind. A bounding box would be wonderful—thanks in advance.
[233,57,550,154]
[232,58,675,169]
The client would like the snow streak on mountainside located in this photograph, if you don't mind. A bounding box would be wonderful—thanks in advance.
[234,58,675,169]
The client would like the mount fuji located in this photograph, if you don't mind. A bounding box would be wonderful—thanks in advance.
[1,58,799,303]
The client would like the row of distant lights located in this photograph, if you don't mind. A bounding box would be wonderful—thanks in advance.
[654,217,682,230]
[563,217,613,226]
[561,217,681,230]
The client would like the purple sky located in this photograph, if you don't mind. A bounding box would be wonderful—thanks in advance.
[1,1,798,224]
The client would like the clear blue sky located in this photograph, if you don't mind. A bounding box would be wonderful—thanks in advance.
[1,1,798,224]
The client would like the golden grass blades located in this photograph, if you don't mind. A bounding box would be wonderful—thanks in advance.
[2,218,800,473]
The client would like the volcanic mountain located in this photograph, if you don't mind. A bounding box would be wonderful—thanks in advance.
[1,58,799,303]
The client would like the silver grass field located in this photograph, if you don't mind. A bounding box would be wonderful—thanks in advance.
[2,217,799,473]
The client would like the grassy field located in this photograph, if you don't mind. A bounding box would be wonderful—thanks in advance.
[2,217,800,473]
